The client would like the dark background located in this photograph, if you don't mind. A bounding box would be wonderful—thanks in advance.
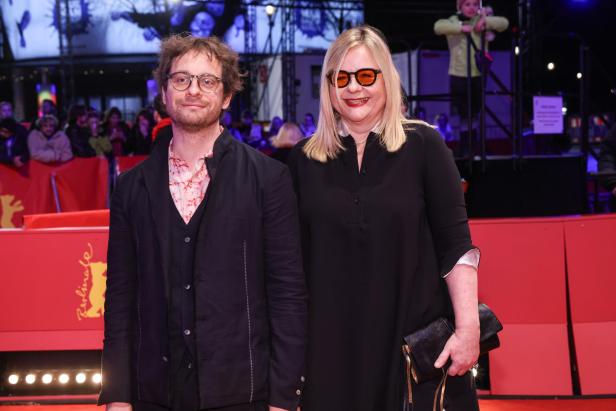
[364,0,616,115]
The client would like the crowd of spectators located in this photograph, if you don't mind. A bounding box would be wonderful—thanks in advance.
[0,99,315,170]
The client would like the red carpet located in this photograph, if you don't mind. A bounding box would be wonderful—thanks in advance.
[1,399,616,410]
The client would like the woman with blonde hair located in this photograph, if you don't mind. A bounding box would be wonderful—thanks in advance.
[288,25,481,410]
[270,121,304,163]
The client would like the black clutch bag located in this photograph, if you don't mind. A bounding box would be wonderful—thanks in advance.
[402,303,502,384]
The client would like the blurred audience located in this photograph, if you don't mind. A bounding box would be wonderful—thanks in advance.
[222,111,242,141]
[269,122,304,164]
[299,113,316,137]
[152,94,172,141]
[435,113,454,141]
[88,112,113,158]
[103,107,130,157]
[27,114,73,163]
[125,109,154,155]
[268,116,283,138]
[0,117,29,168]
[66,104,97,157]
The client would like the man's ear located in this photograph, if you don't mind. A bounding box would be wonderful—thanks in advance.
[222,94,232,111]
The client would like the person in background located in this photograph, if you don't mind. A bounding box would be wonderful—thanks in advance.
[435,113,454,141]
[103,107,130,157]
[27,114,73,163]
[268,116,284,139]
[434,0,508,156]
[125,109,155,155]
[0,117,29,168]
[0,100,29,139]
[413,105,427,121]
[66,104,97,157]
[41,99,58,117]
[88,112,113,158]
[239,109,265,148]
[299,113,316,137]
[288,25,480,410]
[400,87,410,118]
[270,122,304,164]
[152,93,172,141]
[221,110,242,141]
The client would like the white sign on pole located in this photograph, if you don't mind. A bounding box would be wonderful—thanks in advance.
[533,96,564,134]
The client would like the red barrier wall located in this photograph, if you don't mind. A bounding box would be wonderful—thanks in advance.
[563,215,616,395]
[470,218,572,395]
[0,159,108,228]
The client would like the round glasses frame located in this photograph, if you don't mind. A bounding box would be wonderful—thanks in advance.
[167,72,222,92]
[327,68,382,88]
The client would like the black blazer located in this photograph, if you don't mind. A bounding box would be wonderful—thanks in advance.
[99,130,307,410]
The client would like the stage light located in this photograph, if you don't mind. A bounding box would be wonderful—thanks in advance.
[8,374,19,385]
[58,373,70,384]
[547,62,555,71]
[25,374,36,384]
[471,366,478,378]
[577,72,582,79]
[76,373,87,384]
[562,107,568,115]
[42,373,53,384]
[265,4,276,16]
[514,46,519,55]
[92,373,102,384]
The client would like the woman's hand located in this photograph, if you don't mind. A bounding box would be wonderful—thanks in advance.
[434,325,480,376]
[106,403,132,411]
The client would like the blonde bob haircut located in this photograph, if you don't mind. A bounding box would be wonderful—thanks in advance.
[304,25,419,162]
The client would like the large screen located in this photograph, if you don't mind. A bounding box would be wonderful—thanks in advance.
[1,0,364,60]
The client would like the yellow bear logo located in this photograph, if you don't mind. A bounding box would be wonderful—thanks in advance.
[0,194,24,228]
[76,243,107,320]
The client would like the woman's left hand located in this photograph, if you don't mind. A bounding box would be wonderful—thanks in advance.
[434,326,480,376]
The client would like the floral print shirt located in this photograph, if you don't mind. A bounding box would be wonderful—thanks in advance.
[168,139,213,224]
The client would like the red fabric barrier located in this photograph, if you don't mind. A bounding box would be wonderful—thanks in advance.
[0,159,108,228]
[116,155,147,174]
[469,219,572,395]
[23,210,110,229]
[0,228,108,351]
[563,214,616,394]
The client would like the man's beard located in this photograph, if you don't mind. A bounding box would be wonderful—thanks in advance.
[170,102,220,132]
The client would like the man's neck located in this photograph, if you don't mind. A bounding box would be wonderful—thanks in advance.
[171,122,222,167]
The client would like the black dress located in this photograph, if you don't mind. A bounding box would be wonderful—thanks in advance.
[287,123,478,411]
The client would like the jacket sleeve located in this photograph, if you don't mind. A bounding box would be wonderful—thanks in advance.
[435,16,461,35]
[486,16,509,32]
[262,163,308,411]
[421,126,476,277]
[28,130,57,163]
[98,172,137,405]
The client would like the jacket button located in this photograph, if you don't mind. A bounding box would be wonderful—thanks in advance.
[300,376,305,382]
[184,284,191,290]
[296,389,301,395]
[184,329,191,336]
[353,197,360,205]
[184,236,191,243]
[162,356,168,362]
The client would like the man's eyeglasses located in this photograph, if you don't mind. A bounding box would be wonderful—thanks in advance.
[167,72,222,92]
[327,68,382,88]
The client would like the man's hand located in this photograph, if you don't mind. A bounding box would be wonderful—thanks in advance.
[13,156,24,167]
[434,326,480,377]
[106,402,132,411]
[461,24,472,33]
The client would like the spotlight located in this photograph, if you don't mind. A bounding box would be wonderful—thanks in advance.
[577,72,582,79]
[471,365,478,378]
[8,374,19,385]
[562,106,568,115]
[58,373,70,384]
[76,373,87,384]
[92,373,102,384]
[265,4,276,16]
[514,46,520,55]
[42,373,53,384]
[547,62,555,71]
[25,374,36,384]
